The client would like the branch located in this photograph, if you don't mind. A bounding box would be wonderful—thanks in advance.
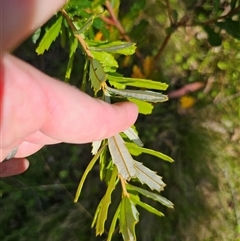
[61,9,93,58]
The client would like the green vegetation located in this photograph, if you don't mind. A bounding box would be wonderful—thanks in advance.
[1,0,240,240]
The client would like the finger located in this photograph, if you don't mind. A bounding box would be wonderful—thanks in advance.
[2,54,138,149]
[1,0,67,51]
[0,158,29,177]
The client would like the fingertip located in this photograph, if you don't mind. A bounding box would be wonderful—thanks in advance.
[0,158,30,178]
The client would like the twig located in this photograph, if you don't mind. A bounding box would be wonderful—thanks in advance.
[165,0,174,25]
[154,33,172,62]
[61,9,93,58]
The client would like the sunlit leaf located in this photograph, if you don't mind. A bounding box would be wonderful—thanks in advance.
[89,59,106,93]
[108,74,168,90]
[128,98,154,115]
[91,51,118,72]
[134,161,166,192]
[130,194,165,217]
[125,142,174,162]
[74,144,107,202]
[93,166,118,235]
[123,127,143,147]
[99,145,107,181]
[88,41,136,55]
[36,16,63,54]
[108,134,137,180]
[127,184,174,208]
[119,196,139,241]
[105,86,168,103]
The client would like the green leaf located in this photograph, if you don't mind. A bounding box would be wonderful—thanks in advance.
[99,144,107,181]
[105,86,168,103]
[127,184,174,208]
[65,37,78,80]
[119,196,139,241]
[74,144,107,202]
[130,194,165,217]
[125,142,174,162]
[36,16,63,55]
[74,15,96,34]
[89,59,106,93]
[123,127,143,147]
[107,203,120,241]
[88,41,136,55]
[108,74,168,90]
[93,166,118,235]
[91,51,118,72]
[134,161,166,192]
[108,134,137,180]
[128,98,154,115]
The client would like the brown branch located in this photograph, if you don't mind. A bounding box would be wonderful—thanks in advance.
[104,0,143,60]
[165,0,174,25]
[61,9,93,58]
[154,33,172,62]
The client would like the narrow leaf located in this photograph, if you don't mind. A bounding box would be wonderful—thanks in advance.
[119,196,139,241]
[125,142,174,162]
[107,203,121,241]
[108,74,168,91]
[89,59,106,93]
[134,161,166,192]
[65,37,78,80]
[74,15,95,34]
[36,16,63,54]
[95,166,118,235]
[74,144,107,202]
[105,86,168,103]
[130,194,165,217]
[127,184,174,208]
[123,127,143,147]
[108,134,137,180]
[88,41,136,55]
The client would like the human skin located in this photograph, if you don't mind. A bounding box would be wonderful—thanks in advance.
[0,0,138,177]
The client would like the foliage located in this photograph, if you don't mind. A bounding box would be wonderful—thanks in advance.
[1,0,240,240]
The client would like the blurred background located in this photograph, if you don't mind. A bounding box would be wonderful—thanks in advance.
[1,0,240,240]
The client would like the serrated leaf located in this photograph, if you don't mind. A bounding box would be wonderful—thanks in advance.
[108,134,137,180]
[107,203,120,241]
[36,16,63,55]
[65,37,78,80]
[125,142,174,162]
[74,144,107,202]
[108,74,168,90]
[88,41,136,55]
[127,184,174,208]
[91,140,102,155]
[134,161,166,192]
[89,59,106,93]
[128,98,154,115]
[130,194,165,217]
[105,86,168,103]
[94,166,118,235]
[91,51,118,72]
[123,127,143,147]
[119,196,139,241]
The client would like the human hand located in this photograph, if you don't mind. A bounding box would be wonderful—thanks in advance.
[0,0,138,177]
